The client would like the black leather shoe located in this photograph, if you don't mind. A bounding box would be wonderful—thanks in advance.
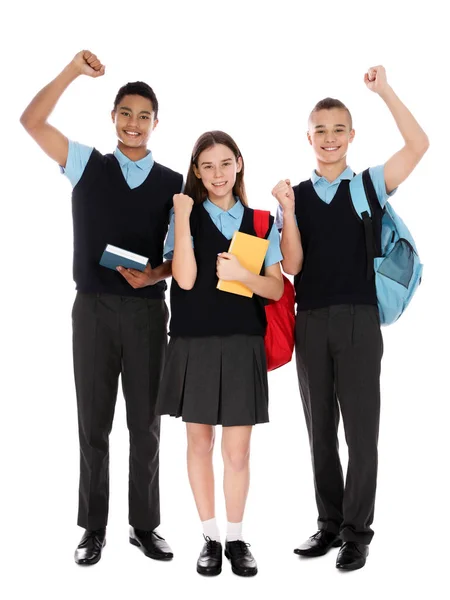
[74,528,106,566]
[294,530,342,557]
[225,540,257,577]
[197,536,222,576]
[336,542,369,571]
[129,527,173,560]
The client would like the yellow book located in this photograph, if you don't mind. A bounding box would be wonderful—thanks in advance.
[217,231,270,297]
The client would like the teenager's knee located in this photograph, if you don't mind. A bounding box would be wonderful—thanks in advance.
[187,426,215,457]
[222,446,250,472]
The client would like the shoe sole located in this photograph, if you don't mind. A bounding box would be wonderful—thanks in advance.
[294,540,342,557]
[129,537,173,561]
[224,550,257,577]
[75,540,106,566]
[336,557,366,571]
[196,566,222,576]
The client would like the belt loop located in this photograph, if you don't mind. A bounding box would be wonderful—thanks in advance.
[307,309,312,315]
[350,304,355,315]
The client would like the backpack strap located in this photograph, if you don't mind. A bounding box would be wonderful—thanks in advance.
[350,171,371,218]
[253,209,275,307]
[253,209,271,239]
[350,169,378,280]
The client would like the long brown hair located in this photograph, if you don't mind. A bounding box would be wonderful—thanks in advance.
[184,131,248,206]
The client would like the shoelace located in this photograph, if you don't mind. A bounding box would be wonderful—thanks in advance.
[228,540,251,557]
[341,542,363,555]
[80,529,104,549]
[204,535,221,554]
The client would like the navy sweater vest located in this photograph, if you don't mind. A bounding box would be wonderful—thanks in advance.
[293,179,382,310]
[71,149,183,298]
[169,204,273,337]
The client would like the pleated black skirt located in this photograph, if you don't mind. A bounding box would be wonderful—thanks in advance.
[156,334,269,426]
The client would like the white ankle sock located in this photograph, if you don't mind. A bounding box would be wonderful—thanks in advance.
[226,521,243,542]
[202,517,221,542]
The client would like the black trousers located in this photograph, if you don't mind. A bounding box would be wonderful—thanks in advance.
[295,304,383,544]
[72,292,168,531]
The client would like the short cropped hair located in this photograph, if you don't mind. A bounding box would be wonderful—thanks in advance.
[113,82,159,119]
[309,97,352,129]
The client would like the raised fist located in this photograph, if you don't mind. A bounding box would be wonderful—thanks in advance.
[71,50,105,78]
[271,179,295,212]
[364,65,388,94]
[173,193,194,217]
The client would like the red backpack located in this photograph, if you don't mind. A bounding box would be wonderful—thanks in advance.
[253,210,296,371]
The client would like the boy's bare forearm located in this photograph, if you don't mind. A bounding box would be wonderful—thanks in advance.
[379,85,429,154]
[20,63,80,130]
[151,260,173,283]
[281,210,303,275]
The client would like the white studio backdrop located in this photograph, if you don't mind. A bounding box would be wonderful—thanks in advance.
[1,1,448,599]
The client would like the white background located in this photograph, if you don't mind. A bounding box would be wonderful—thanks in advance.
[1,1,448,599]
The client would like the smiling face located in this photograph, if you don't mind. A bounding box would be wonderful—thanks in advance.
[307,108,355,166]
[111,94,158,155]
[193,143,242,202]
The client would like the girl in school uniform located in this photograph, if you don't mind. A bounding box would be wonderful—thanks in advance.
[156,131,284,577]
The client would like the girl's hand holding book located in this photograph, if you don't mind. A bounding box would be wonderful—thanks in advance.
[216,252,246,282]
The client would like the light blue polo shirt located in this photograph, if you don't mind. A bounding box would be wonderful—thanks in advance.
[164,198,283,268]
[275,165,396,228]
[62,141,155,188]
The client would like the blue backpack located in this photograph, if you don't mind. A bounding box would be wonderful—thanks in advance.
[350,169,423,326]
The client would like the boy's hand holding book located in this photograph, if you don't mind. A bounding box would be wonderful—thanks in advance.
[117,263,158,289]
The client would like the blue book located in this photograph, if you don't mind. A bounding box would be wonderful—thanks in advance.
[100,244,149,272]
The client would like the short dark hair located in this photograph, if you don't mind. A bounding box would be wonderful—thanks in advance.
[309,97,352,128]
[113,81,159,119]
